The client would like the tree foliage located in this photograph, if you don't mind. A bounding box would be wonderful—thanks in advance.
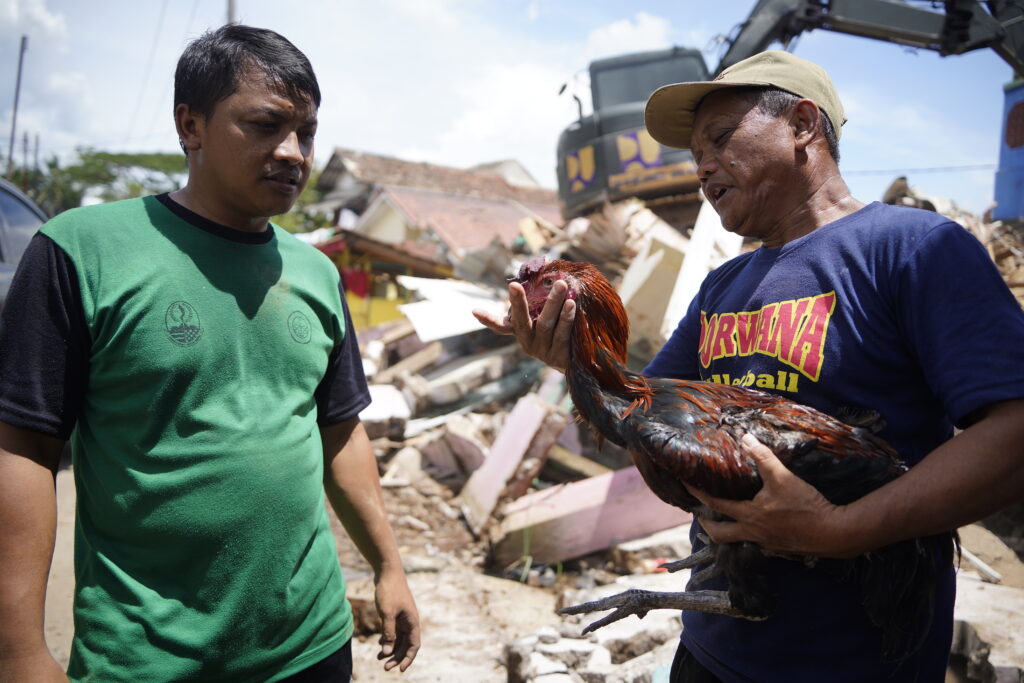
[7,148,186,216]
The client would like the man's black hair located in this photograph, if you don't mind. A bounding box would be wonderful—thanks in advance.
[733,86,840,163]
[174,24,321,120]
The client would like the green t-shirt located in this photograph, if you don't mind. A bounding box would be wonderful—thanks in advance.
[41,196,354,682]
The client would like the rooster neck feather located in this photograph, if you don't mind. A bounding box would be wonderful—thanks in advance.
[550,261,654,414]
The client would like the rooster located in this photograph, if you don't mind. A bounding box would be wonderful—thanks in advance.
[510,257,955,661]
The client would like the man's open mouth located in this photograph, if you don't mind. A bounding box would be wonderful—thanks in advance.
[707,184,728,203]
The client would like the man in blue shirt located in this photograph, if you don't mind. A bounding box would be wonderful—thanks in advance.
[477,50,1024,681]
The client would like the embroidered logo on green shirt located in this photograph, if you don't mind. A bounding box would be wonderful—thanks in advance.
[166,301,202,346]
[288,310,312,344]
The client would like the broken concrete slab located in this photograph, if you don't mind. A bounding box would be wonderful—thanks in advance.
[373,340,443,384]
[536,638,613,671]
[396,275,506,343]
[952,571,1024,681]
[618,199,742,359]
[359,384,412,440]
[504,572,687,683]
[458,393,563,536]
[380,446,425,487]
[576,637,678,683]
[420,344,523,405]
[400,344,523,412]
[501,410,569,502]
[418,414,491,488]
[491,467,692,568]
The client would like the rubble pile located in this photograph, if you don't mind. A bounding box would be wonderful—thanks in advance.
[973,220,1024,309]
[561,200,674,283]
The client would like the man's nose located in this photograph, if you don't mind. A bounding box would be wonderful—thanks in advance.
[275,131,304,164]
[697,156,716,181]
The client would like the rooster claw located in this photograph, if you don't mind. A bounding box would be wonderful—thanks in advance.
[559,588,759,634]
[659,545,714,573]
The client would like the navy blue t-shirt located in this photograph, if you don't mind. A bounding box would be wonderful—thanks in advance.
[645,202,1024,682]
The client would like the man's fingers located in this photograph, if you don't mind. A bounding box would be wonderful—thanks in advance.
[380,612,420,671]
[377,617,396,660]
[698,515,745,544]
[686,482,744,520]
[533,280,568,336]
[740,433,790,481]
[506,282,532,337]
[472,309,512,334]
[392,617,421,672]
[552,299,575,345]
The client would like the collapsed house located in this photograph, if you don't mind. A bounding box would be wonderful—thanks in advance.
[302,148,564,329]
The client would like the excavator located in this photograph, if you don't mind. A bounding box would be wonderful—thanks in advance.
[555,0,1024,224]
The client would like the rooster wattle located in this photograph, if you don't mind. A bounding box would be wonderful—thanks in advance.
[510,256,955,661]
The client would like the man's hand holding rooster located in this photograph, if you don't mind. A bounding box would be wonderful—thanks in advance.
[473,279,575,373]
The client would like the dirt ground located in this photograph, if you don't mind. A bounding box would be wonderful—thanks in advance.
[328,474,564,681]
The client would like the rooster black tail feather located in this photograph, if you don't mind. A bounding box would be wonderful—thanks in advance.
[857,531,956,666]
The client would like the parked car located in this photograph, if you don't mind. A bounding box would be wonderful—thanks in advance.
[0,177,48,317]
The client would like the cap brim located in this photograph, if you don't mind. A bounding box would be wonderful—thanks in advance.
[645,80,759,149]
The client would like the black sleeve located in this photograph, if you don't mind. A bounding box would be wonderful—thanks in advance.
[0,233,90,438]
[315,280,372,426]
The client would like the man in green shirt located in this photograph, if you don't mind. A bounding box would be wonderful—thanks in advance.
[0,24,419,682]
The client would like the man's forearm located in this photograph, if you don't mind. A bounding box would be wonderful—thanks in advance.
[320,418,403,576]
[693,399,1024,558]
[843,398,1024,554]
[0,422,64,660]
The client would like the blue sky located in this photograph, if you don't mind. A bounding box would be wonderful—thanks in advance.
[0,0,1012,215]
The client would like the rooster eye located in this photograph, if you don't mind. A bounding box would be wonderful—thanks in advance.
[542,277,554,287]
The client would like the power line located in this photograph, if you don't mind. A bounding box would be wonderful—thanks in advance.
[126,0,171,143]
[141,0,204,149]
[844,163,998,176]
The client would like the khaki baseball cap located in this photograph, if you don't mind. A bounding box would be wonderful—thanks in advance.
[644,50,846,149]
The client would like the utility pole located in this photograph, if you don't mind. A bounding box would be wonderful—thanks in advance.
[227,0,236,24]
[6,35,28,179]
[21,130,28,189]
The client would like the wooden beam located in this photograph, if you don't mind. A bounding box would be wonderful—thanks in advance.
[541,444,613,482]
[501,410,569,502]
[374,340,443,384]
[490,466,692,568]
[457,393,557,536]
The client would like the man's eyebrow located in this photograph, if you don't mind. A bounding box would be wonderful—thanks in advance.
[246,107,317,125]
[247,107,286,119]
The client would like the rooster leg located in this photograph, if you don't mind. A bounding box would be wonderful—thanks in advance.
[559,588,760,634]
[658,545,713,573]
[685,564,720,590]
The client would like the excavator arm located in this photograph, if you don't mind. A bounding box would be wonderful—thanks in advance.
[718,0,1024,76]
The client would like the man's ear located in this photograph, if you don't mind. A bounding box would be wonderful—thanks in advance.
[175,103,204,153]
[791,99,820,152]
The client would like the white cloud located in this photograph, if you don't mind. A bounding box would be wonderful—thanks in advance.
[398,59,570,187]
[0,0,66,38]
[375,0,478,30]
[583,11,672,62]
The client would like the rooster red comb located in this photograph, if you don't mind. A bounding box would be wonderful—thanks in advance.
[510,256,548,285]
